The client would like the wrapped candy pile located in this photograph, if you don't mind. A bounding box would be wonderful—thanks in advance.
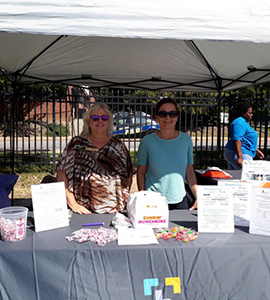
[155,226,198,243]
[0,217,27,242]
[66,227,118,246]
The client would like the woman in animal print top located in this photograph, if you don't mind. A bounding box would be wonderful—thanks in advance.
[56,103,133,214]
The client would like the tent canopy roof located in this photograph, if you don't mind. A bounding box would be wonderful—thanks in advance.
[1,1,270,91]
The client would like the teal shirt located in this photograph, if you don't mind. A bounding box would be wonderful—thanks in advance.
[138,132,194,204]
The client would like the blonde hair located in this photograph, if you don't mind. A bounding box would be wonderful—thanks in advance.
[80,103,114,137]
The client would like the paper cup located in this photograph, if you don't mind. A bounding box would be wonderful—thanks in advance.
[0,206,28,242]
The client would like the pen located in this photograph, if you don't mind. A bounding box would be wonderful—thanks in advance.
[83,222,104,226]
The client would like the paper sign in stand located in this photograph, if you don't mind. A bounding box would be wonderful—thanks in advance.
[249,187,270,237]
[197,186,234,233]
[31,181,69,232]
[218,181,252,227]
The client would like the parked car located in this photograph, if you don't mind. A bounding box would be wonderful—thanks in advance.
[113,111,130,122]
[114,111,152,120]
[133,111,152,118]
[113,116,160,137]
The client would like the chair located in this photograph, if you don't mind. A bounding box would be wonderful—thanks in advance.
[0,174,19,208]
[41,174,57,184]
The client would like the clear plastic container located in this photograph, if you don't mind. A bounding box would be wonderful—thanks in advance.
[0,206,28,242]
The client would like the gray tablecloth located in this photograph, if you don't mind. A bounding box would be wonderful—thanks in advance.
[0,210,270,300]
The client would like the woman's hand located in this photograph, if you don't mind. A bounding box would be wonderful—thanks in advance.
[237,157,243,168]
[256,149,264,159]
[189,200,197,211]
[70,202,92,215]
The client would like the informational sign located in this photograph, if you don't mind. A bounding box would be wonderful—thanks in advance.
[31,182,69,232]
[197,186,234,233]
[249,187,270,237]
[241,160,270,181]
[218,181,252,227]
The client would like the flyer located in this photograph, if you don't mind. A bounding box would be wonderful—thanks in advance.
[241,160,270,181]
[118,227,158,245]
[218,181,252,227]
[197,186,234,233]
[31,181,69,232]
[249,187,270,237]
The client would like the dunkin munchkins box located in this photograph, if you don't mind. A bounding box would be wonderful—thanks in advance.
[127,191,169,229]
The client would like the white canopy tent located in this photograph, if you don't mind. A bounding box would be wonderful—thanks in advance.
[1,0,270,91]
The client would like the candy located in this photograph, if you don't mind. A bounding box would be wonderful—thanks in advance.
[155,226,198,243]
[0,217,27,242]
[66,227,118,246]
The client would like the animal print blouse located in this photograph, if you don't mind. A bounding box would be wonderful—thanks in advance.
[56,136,133,214]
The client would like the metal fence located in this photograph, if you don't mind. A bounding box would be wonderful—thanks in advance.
[0,85,269,173]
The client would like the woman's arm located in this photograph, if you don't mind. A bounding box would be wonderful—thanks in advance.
[57,169,91,215]
[127,173,133,191]
[233,140,243,168]
[137,165,147,191]
[186,164,197,211]
[256,149,264,159]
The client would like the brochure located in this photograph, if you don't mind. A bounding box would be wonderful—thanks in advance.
[197,186,234,233]
[118,227,158,245]
[249,187,270,237]
[218,181,252,227]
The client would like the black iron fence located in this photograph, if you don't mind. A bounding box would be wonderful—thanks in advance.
[0,85,269,173]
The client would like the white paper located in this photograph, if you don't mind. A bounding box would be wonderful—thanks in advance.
[218,181,252,227]
[31,182,69,232]
[241,160,270,181]
[197,186,234,233]
[249,187,270,237]
[118,227,158,245]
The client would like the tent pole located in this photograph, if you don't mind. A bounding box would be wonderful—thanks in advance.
[217,88,222,167]
[52,86,56,175]
[264,92,269,158]
[10,76,19,205]
[10,77,18,175]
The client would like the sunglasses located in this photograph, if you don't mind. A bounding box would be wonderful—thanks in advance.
[157,111,179,118]
[90,115,109,122]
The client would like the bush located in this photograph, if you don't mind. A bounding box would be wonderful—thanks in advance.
[46,124,69,137]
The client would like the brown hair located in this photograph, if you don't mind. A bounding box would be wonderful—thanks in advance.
[155,98,180,116]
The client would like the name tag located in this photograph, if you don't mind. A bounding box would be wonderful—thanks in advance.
[85,147,98,152]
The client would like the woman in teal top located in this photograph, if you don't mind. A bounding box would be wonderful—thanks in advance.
[224,103,264,170]
[137,98,197,211]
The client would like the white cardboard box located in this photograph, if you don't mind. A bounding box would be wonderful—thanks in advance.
[128,191,169,229]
